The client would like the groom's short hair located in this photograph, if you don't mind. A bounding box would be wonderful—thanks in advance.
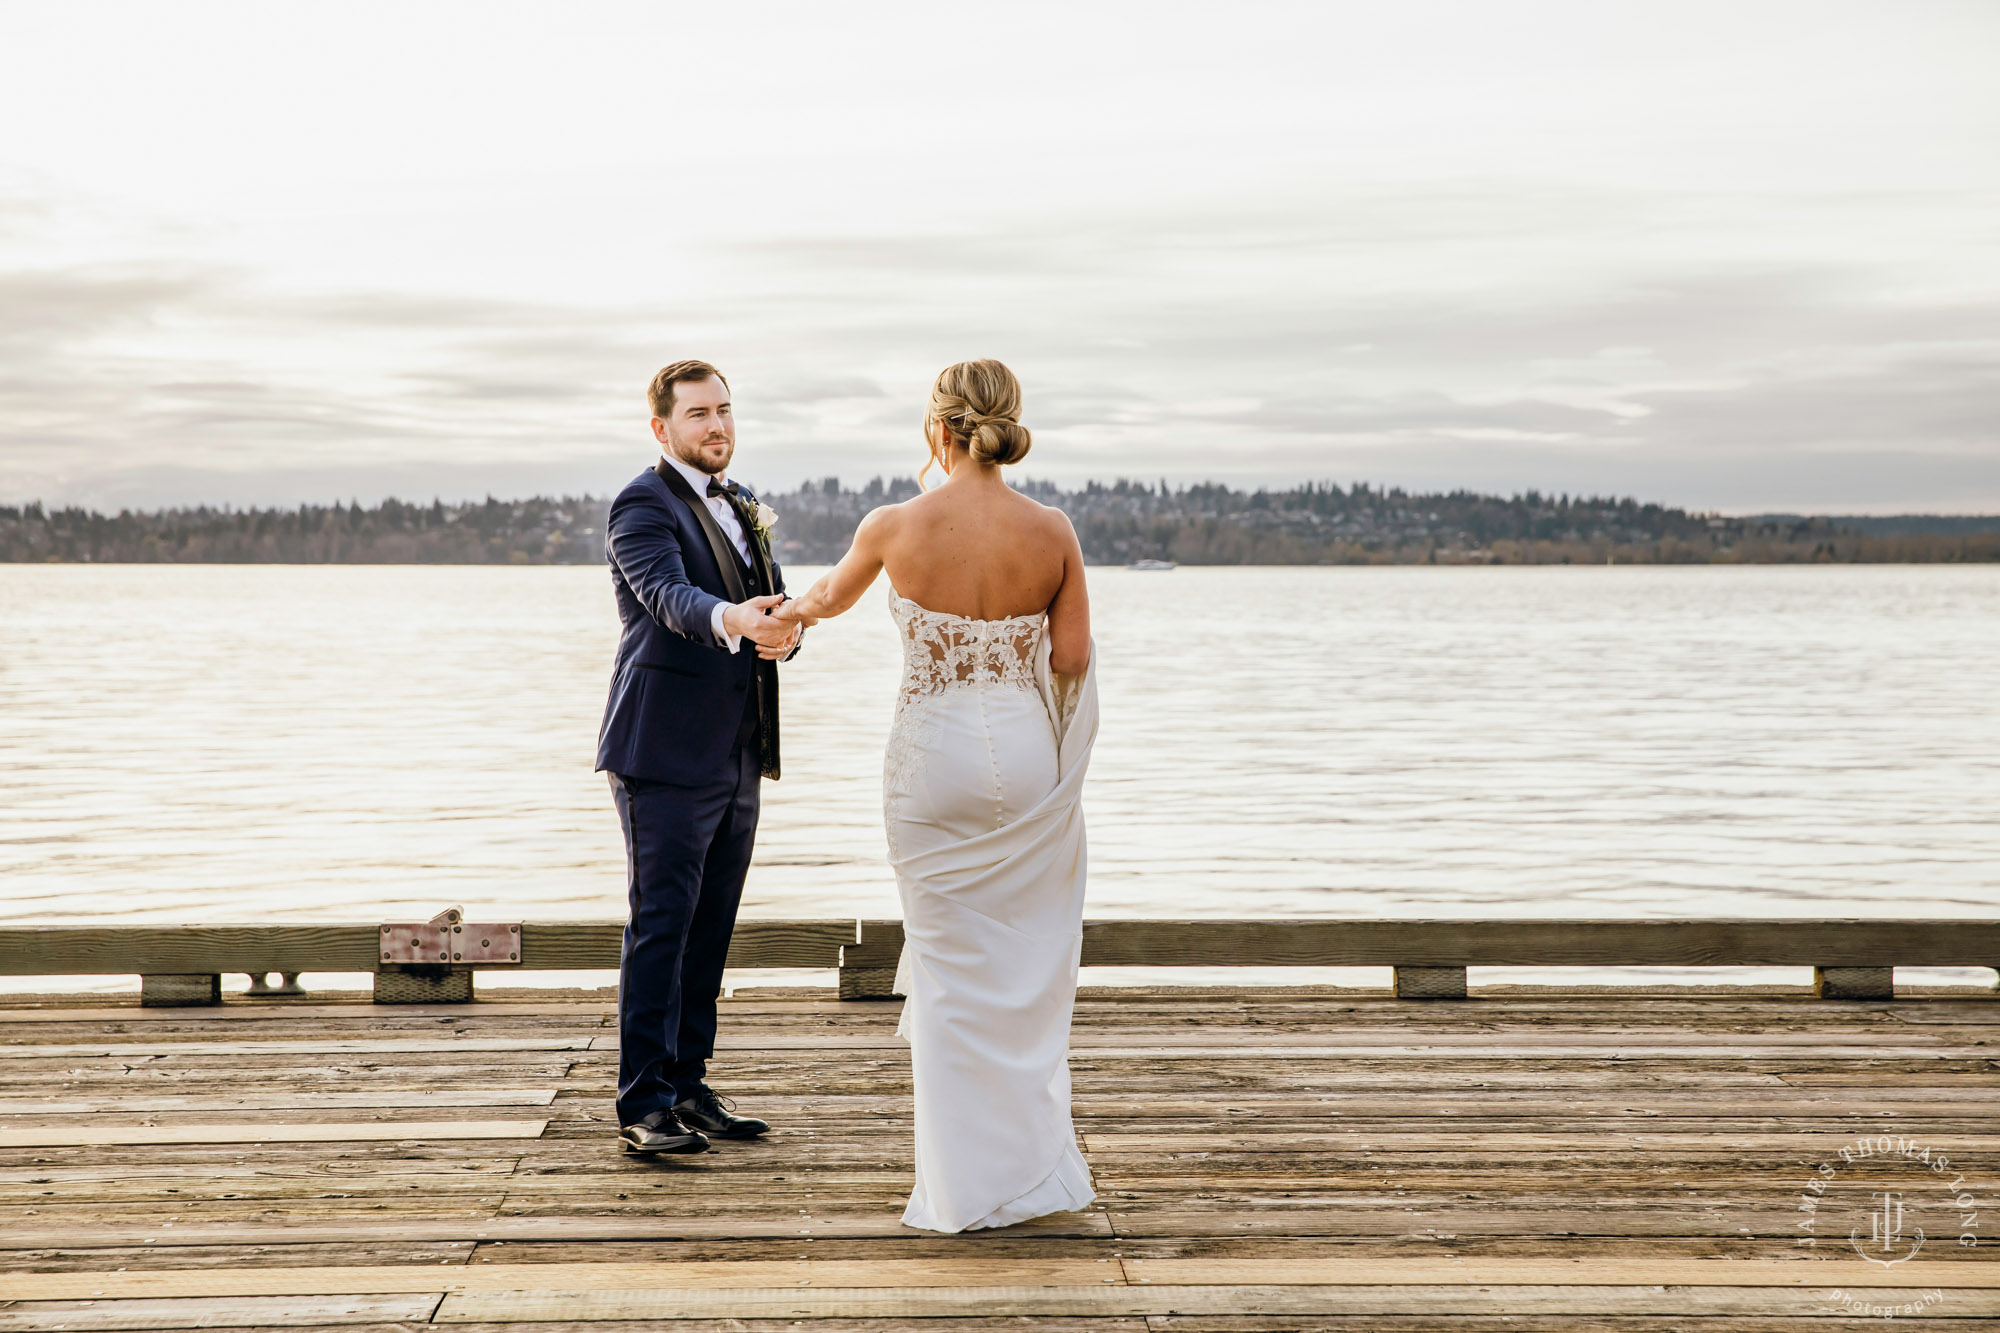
[649,360,729,418]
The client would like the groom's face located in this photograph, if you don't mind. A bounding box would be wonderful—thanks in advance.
[651,376,735,475]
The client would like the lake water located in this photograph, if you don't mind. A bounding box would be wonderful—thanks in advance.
[3,564,1995,989]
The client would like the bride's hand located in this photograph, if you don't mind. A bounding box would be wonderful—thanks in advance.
[770,598,819,629]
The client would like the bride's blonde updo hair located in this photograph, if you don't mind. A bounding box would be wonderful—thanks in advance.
[921,358,1031,485]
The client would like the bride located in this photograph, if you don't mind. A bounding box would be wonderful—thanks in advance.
[772,358,1097,1233]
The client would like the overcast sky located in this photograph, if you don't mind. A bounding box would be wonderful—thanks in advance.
[2,0,1996,513]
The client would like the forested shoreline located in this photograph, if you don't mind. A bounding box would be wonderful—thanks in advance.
[4,480,1996,565]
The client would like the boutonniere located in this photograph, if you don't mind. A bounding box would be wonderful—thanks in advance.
[751,501,778,539]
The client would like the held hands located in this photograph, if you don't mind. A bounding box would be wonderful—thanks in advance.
[768,597,820,631]
[723,594,800,659]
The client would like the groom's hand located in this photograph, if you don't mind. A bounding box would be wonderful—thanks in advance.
[756,624,801,660]
[723,594,793,650]
[755,596,804,660]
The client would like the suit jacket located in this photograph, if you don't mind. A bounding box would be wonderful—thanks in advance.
[595,462,790,783]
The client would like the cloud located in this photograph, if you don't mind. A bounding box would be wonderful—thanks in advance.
[0,264,215,351]
[2,179,1997,512]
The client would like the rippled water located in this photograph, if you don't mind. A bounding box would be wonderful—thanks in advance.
[3,564,1995,986]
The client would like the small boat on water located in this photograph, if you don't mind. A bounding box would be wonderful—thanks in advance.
[1127,558,1176,571]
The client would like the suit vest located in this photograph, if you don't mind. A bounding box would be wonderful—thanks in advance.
[653,459,782,779]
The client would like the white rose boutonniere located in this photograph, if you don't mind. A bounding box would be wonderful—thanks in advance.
[753,501,778,538]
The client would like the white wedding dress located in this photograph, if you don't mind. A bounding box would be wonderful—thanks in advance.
[882,587,1098,1233]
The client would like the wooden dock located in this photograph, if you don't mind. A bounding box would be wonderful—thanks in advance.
[2,982,1997,1330]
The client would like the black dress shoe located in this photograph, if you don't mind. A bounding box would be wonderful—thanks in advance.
[618,1107,709,1155]
[674,1084,770,1139]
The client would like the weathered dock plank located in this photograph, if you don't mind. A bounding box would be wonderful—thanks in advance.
[0,985,1994,1331]
[5,1254,2000,1301]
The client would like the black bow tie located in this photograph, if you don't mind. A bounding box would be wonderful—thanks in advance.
[706,477,756,542]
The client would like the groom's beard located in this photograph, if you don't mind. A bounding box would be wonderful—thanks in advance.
[670,435,734,475]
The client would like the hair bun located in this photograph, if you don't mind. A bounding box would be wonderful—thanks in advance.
[923,358,1032,480]
[969,418,1031,467]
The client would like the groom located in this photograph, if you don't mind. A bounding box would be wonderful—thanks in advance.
[596,359,800,1155]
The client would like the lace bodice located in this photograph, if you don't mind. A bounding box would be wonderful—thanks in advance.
[888,589,1045,708]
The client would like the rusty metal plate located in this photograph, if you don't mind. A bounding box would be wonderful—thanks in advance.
[448,922,521,964]
[380,922,452,965]
[379,919,522,965]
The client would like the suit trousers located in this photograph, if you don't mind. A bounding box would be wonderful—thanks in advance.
[608,738,761,1125]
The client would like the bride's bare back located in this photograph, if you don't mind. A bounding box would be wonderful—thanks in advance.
[880,481,1070,619]
[783,472,1091,675]
[777,358,1091,674]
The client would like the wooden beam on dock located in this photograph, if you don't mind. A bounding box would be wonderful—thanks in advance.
[2,918,1992,1004]
[1075,917,2000,967]
[0,919,857,976]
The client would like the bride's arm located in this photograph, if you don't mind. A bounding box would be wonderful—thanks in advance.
[774,506,895,625]
[1045,512,1091,676]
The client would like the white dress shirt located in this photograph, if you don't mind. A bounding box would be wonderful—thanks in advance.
[660,450,752,652]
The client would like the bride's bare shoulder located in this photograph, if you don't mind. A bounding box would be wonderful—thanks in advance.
[1023,494,1080,542]
[877,486,962,531]
[850,500,909,549]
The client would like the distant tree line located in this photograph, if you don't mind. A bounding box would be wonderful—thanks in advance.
[4,482,1997,565]
[1760,513,2000,538]
[0,495,603,565]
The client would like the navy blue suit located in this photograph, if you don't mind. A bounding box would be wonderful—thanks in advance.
[595,462,790,1125]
